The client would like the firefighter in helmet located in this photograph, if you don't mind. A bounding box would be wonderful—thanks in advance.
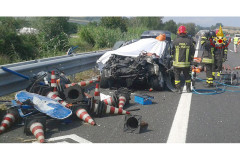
[201,31,215,87]
[171,25,195,93]
[234,36,239,53]
[212,27,228,79]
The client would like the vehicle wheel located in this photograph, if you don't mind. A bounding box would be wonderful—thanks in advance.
[112,41,125,50]
[99,70,109,88]
[149,72,165,91]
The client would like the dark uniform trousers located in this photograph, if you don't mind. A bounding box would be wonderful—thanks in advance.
[171,35,195,93]
[212,51,223,77]
[173,67,191,85]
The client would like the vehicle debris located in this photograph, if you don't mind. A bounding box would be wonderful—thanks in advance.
[0,67,135,143]
[123,114,148,134]
[97,37,175,91]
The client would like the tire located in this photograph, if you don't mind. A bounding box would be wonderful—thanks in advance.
[99,70,109,88]
[149,72,165,91]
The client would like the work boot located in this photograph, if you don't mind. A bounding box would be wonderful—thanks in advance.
[212,72,215,80]
[186,83,191,93]
[216,72,221,80]
[175,83,182,94]
[205,82,213,88]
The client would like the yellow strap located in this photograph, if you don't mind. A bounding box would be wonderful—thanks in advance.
[175,47,179,63]
[224,49,228,54]
[211,48,214,54]
[185,80,191,83]
[175,80,180,85]
[186,48,189,63]
[206,80,213,84]
[173,44,190,67]
[173,61,191,67]
[202,58,214,64]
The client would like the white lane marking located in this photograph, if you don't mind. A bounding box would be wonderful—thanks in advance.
[56,141,68,143]
[167,39,199,143]
[46,134,92,143]
[167,86,192,143]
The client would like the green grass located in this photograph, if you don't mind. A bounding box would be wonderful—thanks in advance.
[171,33,177,40]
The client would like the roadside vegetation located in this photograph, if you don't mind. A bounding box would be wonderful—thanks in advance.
[0,16,200,66]
[0,17,224,107]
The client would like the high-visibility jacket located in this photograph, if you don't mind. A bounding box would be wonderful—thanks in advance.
[238,40,240,45]
[171,35,195,68]
[201,39,215,64]
[201,36,207,45]
[234,37,239,45]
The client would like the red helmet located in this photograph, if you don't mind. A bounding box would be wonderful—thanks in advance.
[177,25,187,34]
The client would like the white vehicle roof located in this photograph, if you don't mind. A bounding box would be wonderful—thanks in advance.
[234,34,240,37]
[97,38,167,70]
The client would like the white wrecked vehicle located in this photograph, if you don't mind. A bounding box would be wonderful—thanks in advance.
[97,37,175,91]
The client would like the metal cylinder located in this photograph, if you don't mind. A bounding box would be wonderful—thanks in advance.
[63,85,84,104]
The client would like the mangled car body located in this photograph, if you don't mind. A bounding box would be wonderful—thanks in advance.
[97,38,175,91]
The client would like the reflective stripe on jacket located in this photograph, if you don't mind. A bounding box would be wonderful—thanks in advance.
[202,39,215,64]
[171,35,195,68]
[234,37,239,44]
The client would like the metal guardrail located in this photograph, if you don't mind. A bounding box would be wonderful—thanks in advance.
[0,50,108,97]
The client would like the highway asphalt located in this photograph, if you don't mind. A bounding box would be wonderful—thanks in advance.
[1,40,240,143]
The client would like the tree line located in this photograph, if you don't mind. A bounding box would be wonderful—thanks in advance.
[1,17,217,65]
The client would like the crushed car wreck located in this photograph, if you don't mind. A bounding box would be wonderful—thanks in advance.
[97,35,175,91]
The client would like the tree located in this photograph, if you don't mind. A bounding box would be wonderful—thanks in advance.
[210,23,223,30]
[134,17,164,30]
[100,17,128,32]
[164,20,177,33]
[195,25,210,33]
[0,17,39,61]
[31,17,71,52]
[32,17,70,38]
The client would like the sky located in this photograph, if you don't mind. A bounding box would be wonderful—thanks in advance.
[162,17,240,28]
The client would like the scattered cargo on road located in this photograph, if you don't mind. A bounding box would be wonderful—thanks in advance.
[0,67,147,143]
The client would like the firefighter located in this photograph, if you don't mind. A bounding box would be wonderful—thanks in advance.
[171,25,195,93]
[222,37,228,63]
[212,28,228,79]
[201,32,208,45]
[201,31,215,87]
[208,31,217,79]
[234,37,239,53]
